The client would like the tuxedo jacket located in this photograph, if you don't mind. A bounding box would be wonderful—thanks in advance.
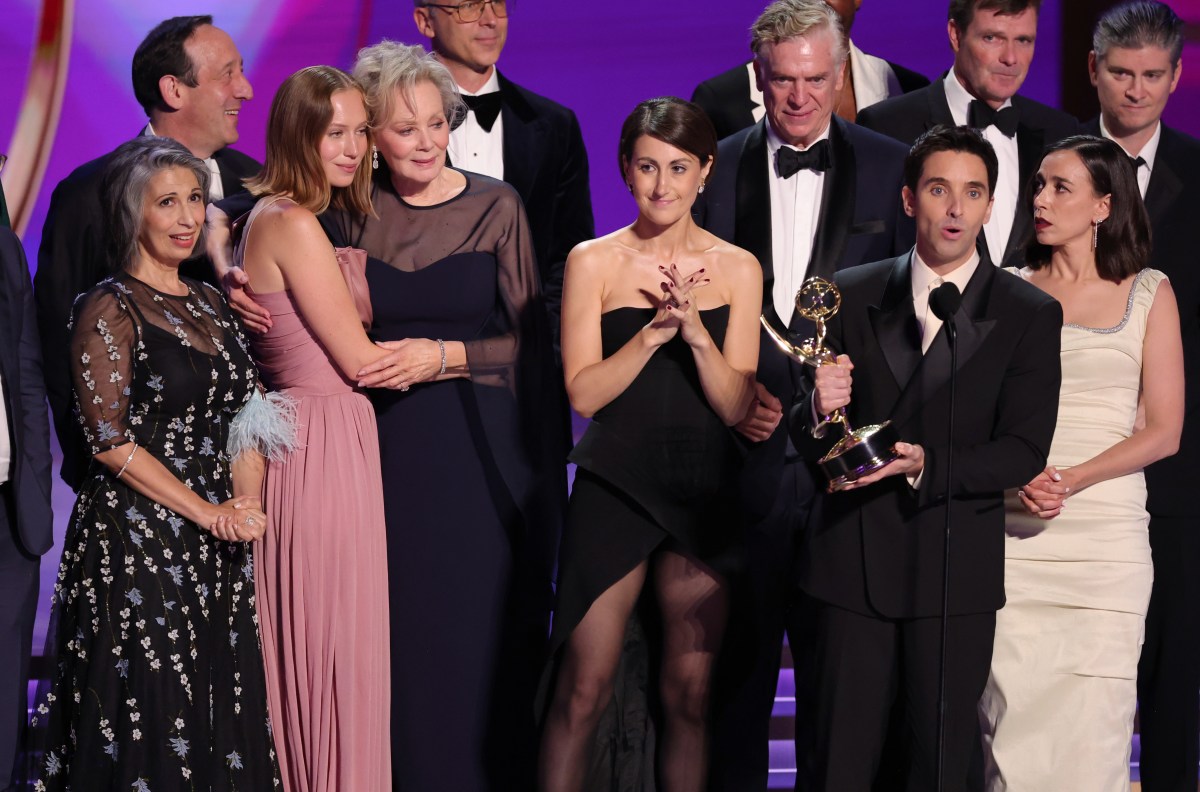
[857,77,1078,269]
[34,136,261,490]
[492,73,594,343]
[1082,118,1200,518]
[691,56,931,142]
[789,254,1062,617]
[0,228,53,556]
[694,117,914,520]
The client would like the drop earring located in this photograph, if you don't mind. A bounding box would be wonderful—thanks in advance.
[1092,219,1100,251]
[698,181,706,194]
[627,183,633,194]
[372,146,379,171]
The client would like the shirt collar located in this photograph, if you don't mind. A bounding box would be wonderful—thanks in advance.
[911,247,981,298]
[943,70,1013,126]
[765,117,832,156]
[458,68,500,97]
[848,40,891,109]
[1099,115,1162,172]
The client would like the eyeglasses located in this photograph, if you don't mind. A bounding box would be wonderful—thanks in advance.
[423,0,507,23]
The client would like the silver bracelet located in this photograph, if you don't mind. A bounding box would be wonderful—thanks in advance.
[115,444,138,479]
[436,338,446,376]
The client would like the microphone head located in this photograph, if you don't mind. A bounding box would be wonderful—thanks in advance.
[929,281,963,322]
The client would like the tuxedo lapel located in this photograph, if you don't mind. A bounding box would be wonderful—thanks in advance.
[890,261,998,427]
[807,118,855,284]
[1005,118,1044,262]
[924,78,956,132]
[736,121,774,314]
[498,73,538,201]
[1145,133,1183,222]
[867,254,922,392]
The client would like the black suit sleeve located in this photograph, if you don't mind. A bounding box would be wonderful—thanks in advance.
[34,172,107,489]
[544,108,595,351]
[916,297,1063,507]
[2,230,53,552]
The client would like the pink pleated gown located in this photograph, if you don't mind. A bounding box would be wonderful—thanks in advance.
[241,203,390,791]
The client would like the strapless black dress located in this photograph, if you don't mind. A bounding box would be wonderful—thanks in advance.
[543,305,744,788]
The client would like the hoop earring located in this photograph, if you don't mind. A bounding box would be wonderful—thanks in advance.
[372,146,379,171]
[1092,219,1100,251]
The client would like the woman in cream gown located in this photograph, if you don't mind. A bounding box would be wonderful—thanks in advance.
[979,136,1184,791]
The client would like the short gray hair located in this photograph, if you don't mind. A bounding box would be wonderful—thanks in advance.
[101,137,210,274]
[750,0,847,68]
[352,40,466,132]
[1093,0,1184,66]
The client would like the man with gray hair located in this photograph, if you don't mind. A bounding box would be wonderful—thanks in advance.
[1082,3,1200,788]
[694,1,912,787]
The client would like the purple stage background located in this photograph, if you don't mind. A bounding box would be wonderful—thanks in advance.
[2,0,1199,652]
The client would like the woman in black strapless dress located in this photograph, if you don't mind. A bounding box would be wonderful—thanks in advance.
[538,98,762,791]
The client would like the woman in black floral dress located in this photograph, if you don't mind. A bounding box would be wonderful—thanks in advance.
[26,138,282,790]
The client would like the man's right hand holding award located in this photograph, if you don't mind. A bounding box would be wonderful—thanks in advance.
[812,352,926,493]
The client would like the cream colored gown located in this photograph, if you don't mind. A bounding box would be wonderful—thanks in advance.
[979,268,1166,791]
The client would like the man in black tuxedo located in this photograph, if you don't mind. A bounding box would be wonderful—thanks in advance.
[692,1,912,787]
[790,125,1061,790]
[0,221,53,792]
[35,15,259,491]
[413,0,594,344]
[1082,3,1200,788]
[692,0,930,140]
[856,0,1077,269]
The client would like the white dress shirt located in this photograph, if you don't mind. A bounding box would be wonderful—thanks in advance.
[767,121,830,323]
[0,372,10,484]
[1100,116,1160,199]
[145,122,225,201]
[911,248,980,353]
[943,73,1019,266]
[449,69,504,180]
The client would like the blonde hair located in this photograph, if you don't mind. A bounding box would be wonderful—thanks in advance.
[750,0,847,67]
[245,65,374,216]
[352,40,466,133]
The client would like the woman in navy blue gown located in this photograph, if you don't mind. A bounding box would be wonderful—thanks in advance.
[323,42,564,791]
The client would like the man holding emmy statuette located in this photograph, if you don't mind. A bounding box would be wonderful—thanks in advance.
[787,125,1062,791]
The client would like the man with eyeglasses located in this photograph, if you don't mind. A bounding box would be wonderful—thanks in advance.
[34,16,258,494]
[413,0,594,353]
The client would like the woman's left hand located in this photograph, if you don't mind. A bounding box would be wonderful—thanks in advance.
[357,338,443,390]
[660,263,711,347]
[1017,464,1071,519]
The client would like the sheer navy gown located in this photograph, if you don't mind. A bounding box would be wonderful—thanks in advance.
[325,170,565,791]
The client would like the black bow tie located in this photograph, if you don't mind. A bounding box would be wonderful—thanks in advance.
[776,139,832,178]
[1129,155,1147,171]
[462,91,502,132]
[968,100,1019,137]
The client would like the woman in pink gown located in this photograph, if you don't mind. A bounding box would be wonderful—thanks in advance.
[227,66,393,791]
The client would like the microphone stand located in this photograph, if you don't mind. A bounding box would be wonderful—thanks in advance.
[936,310,958,792]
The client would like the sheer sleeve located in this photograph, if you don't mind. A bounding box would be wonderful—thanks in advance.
[69,285,138,455]
[463,188,537,390]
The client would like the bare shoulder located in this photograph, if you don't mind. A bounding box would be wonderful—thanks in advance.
[696,229,760,282]
[567,229,630,273]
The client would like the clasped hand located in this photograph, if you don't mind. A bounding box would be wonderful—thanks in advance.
[356,338,443,390]
[645,263,711,347]
[209,496,267,542]
[1017,465,1071,519]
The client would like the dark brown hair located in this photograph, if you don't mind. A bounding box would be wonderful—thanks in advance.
[1023,135,1151,283]
[245,65,374,217]
[948,0,1041,32]
[617,97,718,180]
[905,125,998,196]
[131,15,213,115]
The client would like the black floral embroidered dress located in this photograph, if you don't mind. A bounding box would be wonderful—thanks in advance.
[29,274,278,791]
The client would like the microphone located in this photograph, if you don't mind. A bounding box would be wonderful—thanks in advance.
[929,281,962,327]
[929,279,961,792]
